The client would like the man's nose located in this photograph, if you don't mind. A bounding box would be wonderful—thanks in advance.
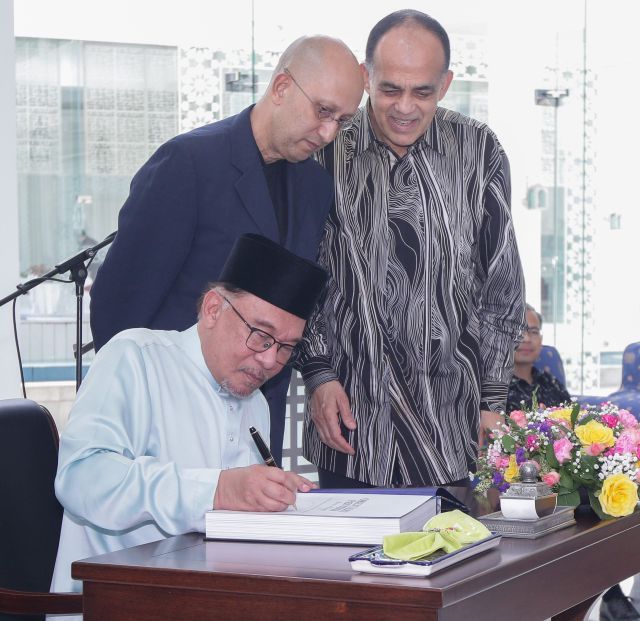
[394,93,414,115]
[317,120,338,145]
[253,345,279,370]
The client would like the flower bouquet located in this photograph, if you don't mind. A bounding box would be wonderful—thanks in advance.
[474,400,640,519]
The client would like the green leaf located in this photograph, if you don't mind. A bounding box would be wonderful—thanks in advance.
[545,442,559,469]
[573,475,597,487]
[577,413,596,426]
[557,489,580,507]
[587,490,611,520]
[570,402,581,427]
[559,469,576,490]
[501,435,516,452]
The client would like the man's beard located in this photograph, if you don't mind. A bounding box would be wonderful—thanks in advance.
[220,367,268,399]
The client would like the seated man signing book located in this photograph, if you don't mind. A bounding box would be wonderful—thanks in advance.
[50,234,327,602]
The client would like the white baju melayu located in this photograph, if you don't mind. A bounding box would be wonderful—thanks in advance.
[49,325,268,610]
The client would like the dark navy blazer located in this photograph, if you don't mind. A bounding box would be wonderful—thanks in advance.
[89,106,333,462]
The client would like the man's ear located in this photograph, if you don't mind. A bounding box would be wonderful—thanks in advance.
[361,63,371,95]
[270,71,291,106]
[438,70,454,101]
[200,289,225,327]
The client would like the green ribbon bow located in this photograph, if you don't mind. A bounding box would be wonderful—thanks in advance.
[382,510,491,561]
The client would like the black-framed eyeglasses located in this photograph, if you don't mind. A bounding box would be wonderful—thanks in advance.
[221,295,299,366]
[524,326,542,337]
[284,68,354,130]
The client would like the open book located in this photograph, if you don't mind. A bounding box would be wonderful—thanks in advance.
[205,489,457,545]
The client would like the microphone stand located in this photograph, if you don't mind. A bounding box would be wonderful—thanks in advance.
[0,231,116,392]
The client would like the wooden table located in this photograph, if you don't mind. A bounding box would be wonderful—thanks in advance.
[73,506,640,621]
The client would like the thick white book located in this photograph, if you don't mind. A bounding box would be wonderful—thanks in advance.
[205,491,442,545]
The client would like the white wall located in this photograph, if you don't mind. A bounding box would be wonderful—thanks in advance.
[0,0,23,398]
[13,0,489,50]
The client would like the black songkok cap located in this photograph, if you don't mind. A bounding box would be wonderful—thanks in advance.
[218,234,328,320]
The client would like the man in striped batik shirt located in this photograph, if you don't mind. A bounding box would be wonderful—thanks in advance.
[300,9,526,490]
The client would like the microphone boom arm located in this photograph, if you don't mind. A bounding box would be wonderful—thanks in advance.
[0,231,117,392]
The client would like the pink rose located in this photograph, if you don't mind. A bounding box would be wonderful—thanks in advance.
[498,456,511,469]
[509,410,527,428]
[553,438,574,464]
[601,414,619,428]
[585,442,606,456]
[542,471,560,486]
[619,409,639,429]
[636,471,640,484]
[615,432,638,455]
[526,434,539,450]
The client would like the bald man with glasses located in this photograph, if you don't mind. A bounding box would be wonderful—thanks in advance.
[89,36,364,467]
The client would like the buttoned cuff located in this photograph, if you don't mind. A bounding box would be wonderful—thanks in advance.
[301,356,339,394]
[481,379,509,414]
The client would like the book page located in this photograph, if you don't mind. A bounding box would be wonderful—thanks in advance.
[289,493,434,518]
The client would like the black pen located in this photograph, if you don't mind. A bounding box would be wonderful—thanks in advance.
[249,426,277,467]
[249,426,297,509]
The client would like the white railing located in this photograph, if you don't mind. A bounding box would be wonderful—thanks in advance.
[21,316,94,364]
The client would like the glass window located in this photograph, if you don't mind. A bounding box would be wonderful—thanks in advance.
[12,0,636,401]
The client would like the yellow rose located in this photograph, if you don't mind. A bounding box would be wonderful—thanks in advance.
[549,408,574,427]
[574,420,615,448]
[599,473,639,517]
[504,455,519,483]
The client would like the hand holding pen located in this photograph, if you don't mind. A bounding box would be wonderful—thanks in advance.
[212,428,317,512]
[249,426,298,510]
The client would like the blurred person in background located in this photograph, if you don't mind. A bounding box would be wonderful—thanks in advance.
[506,303,570,412]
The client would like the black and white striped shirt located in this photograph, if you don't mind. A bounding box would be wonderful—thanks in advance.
[301,104,525,486]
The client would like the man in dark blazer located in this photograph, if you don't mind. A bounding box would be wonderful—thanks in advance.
[89,35,363,464]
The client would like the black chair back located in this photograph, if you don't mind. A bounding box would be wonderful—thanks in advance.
[0,399,67,620]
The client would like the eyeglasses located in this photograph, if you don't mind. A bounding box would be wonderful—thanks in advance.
[524,326,542,337]
[221,295,299,366]
[283,68,354,130]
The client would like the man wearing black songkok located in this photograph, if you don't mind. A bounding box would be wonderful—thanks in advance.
[50,235,327,602]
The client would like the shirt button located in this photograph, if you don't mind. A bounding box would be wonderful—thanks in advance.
[228,435,234,442]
